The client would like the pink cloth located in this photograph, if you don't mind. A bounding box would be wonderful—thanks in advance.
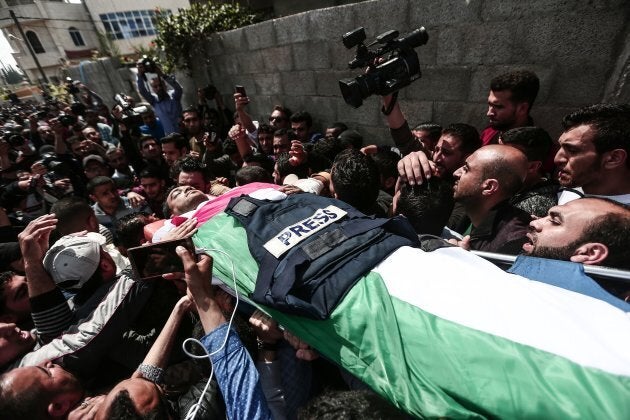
[144,183,281,241]
[191,183,280,225]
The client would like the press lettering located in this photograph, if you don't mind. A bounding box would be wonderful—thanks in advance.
[312,213,329,223]
[323,209,338,219]
[289,225,309,237]
[264,205,348,258]
[277,232,291,246]
[302,218,319,230]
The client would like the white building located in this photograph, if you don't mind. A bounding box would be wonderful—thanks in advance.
[0,0,189,84]
[0,0,99,83]
[85,0,189,56]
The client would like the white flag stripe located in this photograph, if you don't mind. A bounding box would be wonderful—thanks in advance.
[374,246,630,376]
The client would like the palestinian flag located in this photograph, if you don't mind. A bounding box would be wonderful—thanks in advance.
[194,212,630,419]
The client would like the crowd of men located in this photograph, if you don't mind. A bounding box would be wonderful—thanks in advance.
[0,62,628,419]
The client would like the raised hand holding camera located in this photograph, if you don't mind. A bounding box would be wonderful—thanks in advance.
[339,26,428,108]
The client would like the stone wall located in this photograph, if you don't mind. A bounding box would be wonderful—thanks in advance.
[194,0,630,145]
[62,0,630,145]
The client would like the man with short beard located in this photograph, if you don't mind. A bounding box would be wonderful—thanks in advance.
[481,70,540,145]
[451,145,530,254]
[522,197,630,270]
[554,104,630,205]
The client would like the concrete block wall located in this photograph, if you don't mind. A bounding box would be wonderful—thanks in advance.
[192,0,630,145]
[65,58,198,110]
[66,58,136,107]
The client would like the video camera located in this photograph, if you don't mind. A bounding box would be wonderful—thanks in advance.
[113,94,148,128]
[26,152,76,202]
[58,113,77,127]
[338,27,428,108]
[140,56,158,73]
[64,77,80,95]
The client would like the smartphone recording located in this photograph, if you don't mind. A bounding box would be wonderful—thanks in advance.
[234,85,247,97]
[127,238,195,281]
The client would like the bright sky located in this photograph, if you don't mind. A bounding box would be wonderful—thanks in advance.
[0,32,18,69]
[0,0,82,70]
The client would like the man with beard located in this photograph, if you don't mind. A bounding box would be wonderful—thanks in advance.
[554,104,630,205]
[523,197,630,270]
[450,145,530,254]
[481,70,540,145]
[182,107,206,155]
[398,123,482,233]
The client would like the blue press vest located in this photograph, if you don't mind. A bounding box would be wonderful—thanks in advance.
[225,194,419,319]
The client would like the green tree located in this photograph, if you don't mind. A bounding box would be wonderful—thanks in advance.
[1,65,24,85]
[154,2,261,73]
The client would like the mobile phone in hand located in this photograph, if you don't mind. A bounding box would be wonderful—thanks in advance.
[127,238,196,281]
[234,85,247,97]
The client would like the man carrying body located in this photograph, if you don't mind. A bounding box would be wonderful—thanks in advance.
[523,197,630,270]
[451,144,531,254]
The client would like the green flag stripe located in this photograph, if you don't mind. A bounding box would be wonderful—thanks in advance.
[194,213,630,419]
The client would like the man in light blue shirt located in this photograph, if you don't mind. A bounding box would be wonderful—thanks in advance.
[136,63,183,136]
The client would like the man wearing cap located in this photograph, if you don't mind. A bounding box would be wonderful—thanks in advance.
[43,231,117,320]
[82,154,110,180]
[0,214,157,415]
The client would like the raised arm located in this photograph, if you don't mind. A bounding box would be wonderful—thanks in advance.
[18,215,74,340]
[132,296,192,379]
[228,124,254,161]
[234,92,256,135]
[163,74,183,102]
[136,67,156,105]
[175,247,272,420]
[382,94,423,156]
[18,215,58,298]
